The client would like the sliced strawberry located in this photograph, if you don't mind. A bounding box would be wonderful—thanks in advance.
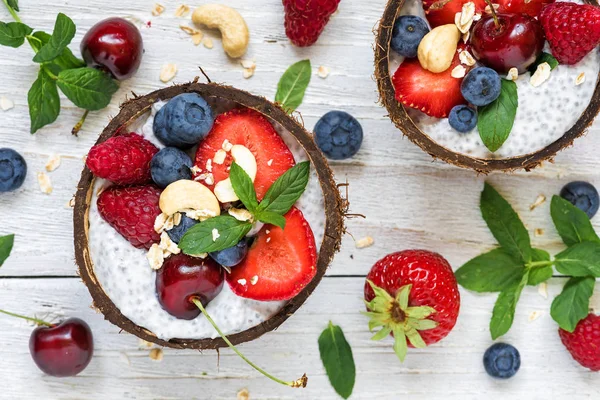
[194,109,295,201]
[426,0,486,28]
[227,207,317,301]
[497,0,555,18]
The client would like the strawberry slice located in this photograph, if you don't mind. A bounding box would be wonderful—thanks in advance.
[426,0,486,28]
[227,207,317,301]
[497,0,555,17]
[194,109,295,201]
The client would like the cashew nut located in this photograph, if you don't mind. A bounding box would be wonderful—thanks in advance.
[214,145,257,203]
[159,180,221,218]
[417,24,461,73]
[192,4,249,58]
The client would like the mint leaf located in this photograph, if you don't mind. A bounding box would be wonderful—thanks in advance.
[480,182,532,263]
[0,234,14,267]
[275,60,311,113]
[259,161,310,215]
[527,248,553,286]
[31,31,85,71]
[28,68,60,133]
[554,241,600,277]
[551,195,600,246]
[229,162,259,212]
[7,0,19,11]
[490,272,529,340]
[0,22,32,47]
[528,52,559,74]
[478,79,518,152]
[551,276,595,333]
[33,13,76,63]
[456,248,526,293]
[318,322,356,400]
[179,216,252,254]
[57,68,118,110]
[255,211,286,230]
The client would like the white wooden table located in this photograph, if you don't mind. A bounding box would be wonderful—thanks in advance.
[1,1,599,398]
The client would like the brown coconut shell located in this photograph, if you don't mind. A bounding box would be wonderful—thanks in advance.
[374,0,600,173]
[74,81,345,349]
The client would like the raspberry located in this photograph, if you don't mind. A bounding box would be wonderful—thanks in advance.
[86,133,158,185]
[539,2,600,65]
[97,185,162,249]
[283,0,341,47]
[559,313,600,371]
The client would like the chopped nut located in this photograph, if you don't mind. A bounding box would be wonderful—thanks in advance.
[575,72,586,86]
[237,388,250,400]
[455,2,475,33]
[462,30,470,43]
[160,63,177,83]
[180,25,200,35]
[151,3,165,16]
[206,159,212,172]
[190,165,202,175]
[203,38,214,49]
[159,232,181,256]
[538,282,548,299]
[529,194,546,211]
[154,213,169,233]
[0,96,14,111]
[534,228,544,237]
[266,230,270,234]
[222,139,233,152]
[451,65,467,78]
[149,348,164,361]
[147,244,165,270]
[506,67,519,81]
[204,173,214,185]
[528,310,542,322]
[37,172,52,194]
[355,236,374,249]
[192,33,204,46]
[185,209,217,221]
[189,252,208,259]
[250,276,258,286]
[267,159,273,166]
[459,50,476,66]
[484,3,500,13]
[174,4,190,17]
[473,13,481,21]
[229,207,253,222]
[243,68,255,79]
[213,149,227,165]
[317,65,330,79]
[266,237,271,243]
[212,228,220,242]
[530,62,551,87]
[45,154,61,172]
[241,59,255,69]
[237,278,247,285]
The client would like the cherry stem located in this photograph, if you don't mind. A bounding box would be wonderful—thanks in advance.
[484,0,500,28]
[71,110,90,136]
[0,308,53,327]
[191,298,307,388]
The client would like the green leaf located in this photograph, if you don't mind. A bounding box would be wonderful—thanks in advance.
[30,31,85,71]
[551,276,595,333]
[551,195,600,246]
[33,13,76,63]
[0,21,32,47]
[527,248,553,286]
[258,161,310,215]
[57,68,118,111]
[28,68,60,134]
[318,322,356,400]
[0,234,14,267]
[275,59,311,113]
[255,211,286,230]
[554,241,600,277]
[528,52,559,73]
[490,272,529,340]
[7,0,19,11]
[455,248,526,293]
[478,79,518,152]
[229,162,259,212]
[179,216,252,254]
[480,182,532,263]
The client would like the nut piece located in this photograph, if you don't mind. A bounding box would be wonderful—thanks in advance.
[203,37,214,49]
[149,348,164,361]
[213,145,257,203]
[152,3,165,16]
[0,96,14,111]
[317,66,330,78]
[575,72,586,86]
[455,2,476,33]
[147,244,165,270]
[529,194,546,211]
[459,50,476,67]
[159,180,221,217]
[530,62,551,87]
[174,4,190,17]
[192,4,250,58]
[192,33,204,46]
[160,63,177,83]
[37,172,52,194]
[228,207,253,222]
[451,65,466,78]
[45,154,61,172]
[355,236,374,249]
[506,67,519,81]
[418,24,461,73]
[237,388,250,400]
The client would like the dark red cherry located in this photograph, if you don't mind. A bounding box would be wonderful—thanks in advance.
[156,254,224,320]
[81,17,143,80]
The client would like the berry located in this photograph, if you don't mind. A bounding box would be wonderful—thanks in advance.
[461,67,501,107]
[539,3,600,65]
[227,207,317,301]
[86,133,158,185]
[425,0,486,28]
[391,16,429,58]
[483,343,521,379]
[559,313,600,371]
[282,0,341,47]
[0,148,27,192]
[29,318,94,377]
[497,0,555,18]
[363,250,460,360]
[314,111,363,160]
[194,109,295,201]
[154,93,215,149]
[150,147,193,188]
[97,185,162,249]
[156,253,224,320]
[449,105,477,133]
[210,238,250,268]
[560,181,600,219]
[167,215,198,244]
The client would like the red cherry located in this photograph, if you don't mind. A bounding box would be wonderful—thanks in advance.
[81,17,143,80]
[156,254,224,320]
[29,318,94,377]
[470,13,545,74]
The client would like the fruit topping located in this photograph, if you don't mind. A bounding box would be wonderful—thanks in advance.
[391,16,430,58]
[460,67,501,107]
[314,111,363,160]
[559,313,600,371]
[167,215,199,244]
[283,0,341,47]
[227,207,317,301]
[483,343,521,379]
[97,185,162,249]
[0,148,27,192]
[150,147,193,188]
[86,133,158,185]
[158,179,221,219]
[449,105,477,133]
[209,237,250,268]
[213,145,257,203]
[417,24,461,73]
[425,0,486,28]
[560,181,599,219]
[154,93,215,149]
[496,0,555,18]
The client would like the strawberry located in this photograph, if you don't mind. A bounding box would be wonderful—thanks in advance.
[539,2,600,65]
[496,0,554,18]
[227,207,317,301]
[559,313,600,371]
[97,185,162,249]
[392,45,468,118]
[194,109,295,201]
[86,133,158,185]
[425,0,486,28]
[283,0,341,47]
[364,250,460,361]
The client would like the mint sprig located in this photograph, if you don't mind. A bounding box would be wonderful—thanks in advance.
[275,60,311,113]
[0,21,31,47]
[0,234,14,267]
[32,13,75,63]
[478,79,518,153]
[178,216,252,254]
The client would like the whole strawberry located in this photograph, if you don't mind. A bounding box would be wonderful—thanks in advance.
[364,250,460,361]
[559,313,600,371]
[97,185,162,249]
[283,0,341,47]
[86,133,158,185]
[539,2,600,65]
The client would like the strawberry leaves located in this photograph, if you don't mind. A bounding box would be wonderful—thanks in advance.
[318,322,356,399]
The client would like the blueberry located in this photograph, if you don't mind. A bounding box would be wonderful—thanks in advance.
[314,111,363,160]
[483,343,520,379]
[0,148,27,192]
[560,181,600,219]
[449,105,477,133]
[461,67,502,107]
[167,215,198,243]
[209,238,250,267]
[391,16,429,58]
[150,147,193,188]
[153,93,214,149]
